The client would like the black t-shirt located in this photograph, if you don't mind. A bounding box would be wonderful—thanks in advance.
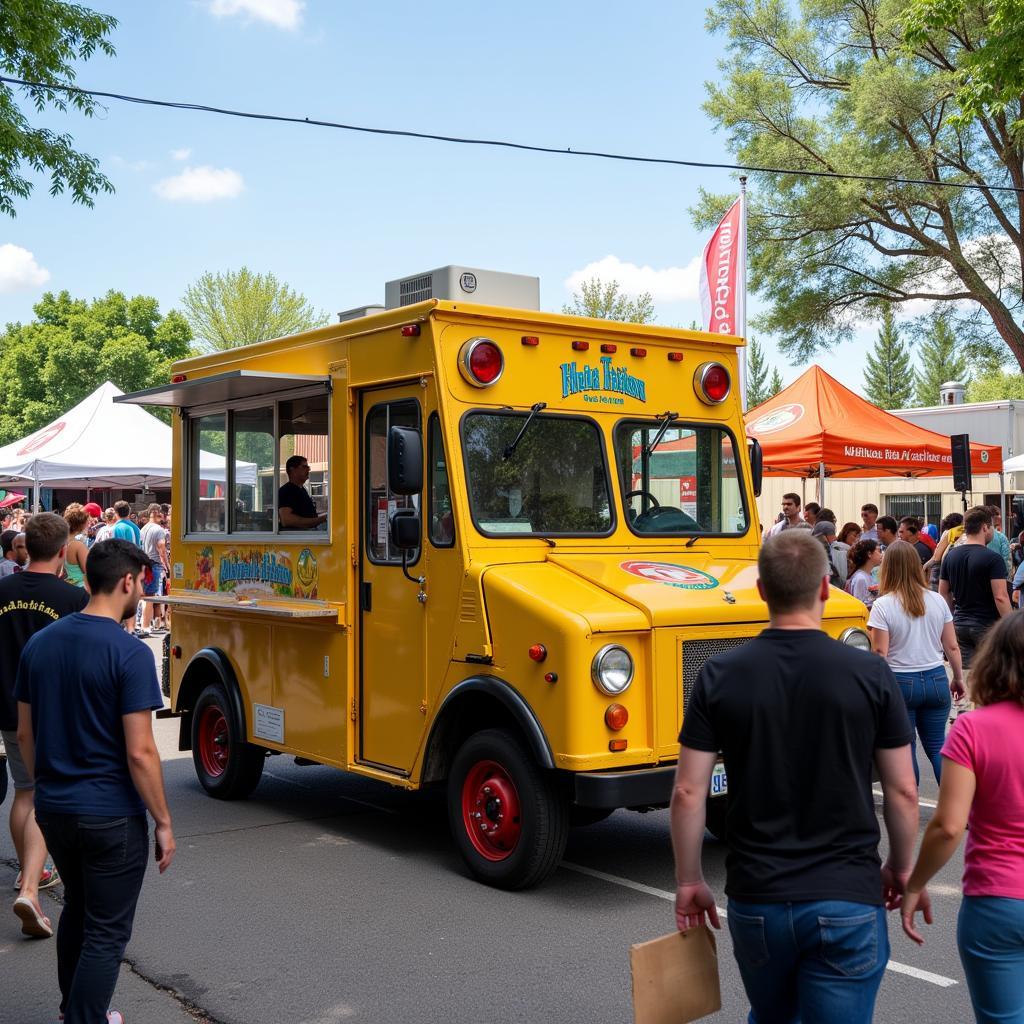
[277,481,317,527]
[940,543,1006,626]
[912,539,931,563]
[679,629,912,906]
[0,572,89,730]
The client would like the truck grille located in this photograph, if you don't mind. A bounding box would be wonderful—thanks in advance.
[681,637,752,711]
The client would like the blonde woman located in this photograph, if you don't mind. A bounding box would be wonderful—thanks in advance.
[869,540,964,784]
[62,504,89,587]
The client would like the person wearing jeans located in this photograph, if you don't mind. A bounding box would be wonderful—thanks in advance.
[671,530,922,1024]
[869,540,965,785]
[15,539,175,1024]
[903,613,1024,1024]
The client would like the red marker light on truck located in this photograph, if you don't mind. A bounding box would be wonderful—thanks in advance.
[572,340,589,352]
[630,347,647,358]
[521,335,540,347]
[458,337,504,387]
[528,644,547,663]
[400,324,421,337]
[695,361,731,404]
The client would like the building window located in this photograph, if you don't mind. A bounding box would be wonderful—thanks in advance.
[885,494,942,526]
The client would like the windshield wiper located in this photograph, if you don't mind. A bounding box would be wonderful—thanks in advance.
[503,402,547,460]
[644,410,678,457]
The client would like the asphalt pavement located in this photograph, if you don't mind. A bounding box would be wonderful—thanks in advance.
[1,639,971,1024]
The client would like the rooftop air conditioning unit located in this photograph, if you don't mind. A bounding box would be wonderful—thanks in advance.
[384,266,540,311]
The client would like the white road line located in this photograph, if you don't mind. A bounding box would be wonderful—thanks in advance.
[873,786,938,809]
[560,862,958,988]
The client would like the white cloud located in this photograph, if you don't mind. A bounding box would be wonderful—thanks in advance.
[170,147,192,161]
[110,155,151,172]
[206,0,303,29]
[564,254,702,303]
[153,165,245,202]
[0,244,51,294]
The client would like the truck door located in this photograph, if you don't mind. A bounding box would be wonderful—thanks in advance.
[358,385,428,772]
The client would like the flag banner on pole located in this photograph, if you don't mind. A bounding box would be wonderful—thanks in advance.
[699,197,743,336]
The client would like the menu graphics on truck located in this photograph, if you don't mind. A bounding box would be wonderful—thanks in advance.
[217,549,295,598]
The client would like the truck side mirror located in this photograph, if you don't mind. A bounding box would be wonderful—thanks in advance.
[748,437,763,497]
[388,425,423,495]
[389,508,420,550]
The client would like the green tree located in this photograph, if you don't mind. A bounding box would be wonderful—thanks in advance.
[182,268,329,351]
[865,308,915,408]
[562,278,656,324]
[696,1,1024,372]
[768,367,784,398]
[746,335,783,408]
[967,370,1024,401]
[0,290,193,444]
[914,316,969,405]
[0,1,117,216]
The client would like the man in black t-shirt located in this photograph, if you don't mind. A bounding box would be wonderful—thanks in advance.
[0,513,88,937]
[939,505,1011,667]
[897,516,932,564]
[278,455,326,530]
[670,530,919,1024]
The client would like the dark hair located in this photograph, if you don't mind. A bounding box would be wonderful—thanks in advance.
[969,614,1024,707]
[114,500,131,518]
[1,529,18,556]
[876,515,898,534]
[25,512,70,561]
[838,522,861,545]
[160,503,170,515]
[940,512,963,533]
[964,506,992,535]
[86,538,152,594]
[816,506,836,524]
[898,516,921,535]
[804,502,821,515]
[850,538,879,571]
[758,531,828,613]
[861,503,878,514]
[285,455,307,473]
[781,492,801,505]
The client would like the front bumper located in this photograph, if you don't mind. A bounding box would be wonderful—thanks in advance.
[573,765,676,809]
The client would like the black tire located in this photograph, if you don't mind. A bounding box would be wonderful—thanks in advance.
[569,806,614,828]
[448,728,568,890]
[705,796,728,841]
[191,683,264,800]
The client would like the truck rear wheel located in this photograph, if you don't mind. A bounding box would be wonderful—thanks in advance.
[191,683,264,800]
[448,728,568,890]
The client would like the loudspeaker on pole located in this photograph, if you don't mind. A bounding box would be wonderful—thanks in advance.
[951,433,972,495]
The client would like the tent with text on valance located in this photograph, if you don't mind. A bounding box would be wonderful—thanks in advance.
[745,365,1002,478]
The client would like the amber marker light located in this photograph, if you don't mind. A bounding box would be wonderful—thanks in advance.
[528,643,547,663]
[604,704,629,731]
[609,740,628,752]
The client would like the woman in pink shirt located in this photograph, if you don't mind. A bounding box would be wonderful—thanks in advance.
[901,613,1024,1023]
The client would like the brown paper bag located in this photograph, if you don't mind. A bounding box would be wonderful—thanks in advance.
[629,926,722,1024]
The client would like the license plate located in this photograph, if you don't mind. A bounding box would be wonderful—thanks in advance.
[709,762,728,798]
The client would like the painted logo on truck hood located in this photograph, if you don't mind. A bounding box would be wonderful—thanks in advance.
[620,559,720,590]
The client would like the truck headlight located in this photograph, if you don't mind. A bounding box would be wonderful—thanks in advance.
[592,644,634,695]
[840,628,871,651]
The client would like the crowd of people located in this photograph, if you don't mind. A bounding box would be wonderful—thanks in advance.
[0,502,175,1024]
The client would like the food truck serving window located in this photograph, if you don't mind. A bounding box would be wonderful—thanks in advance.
[613,420,748,536]
[462,411,613,537]
[186,390,329,538]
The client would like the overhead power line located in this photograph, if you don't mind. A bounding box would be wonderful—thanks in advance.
[2,74,1022,195]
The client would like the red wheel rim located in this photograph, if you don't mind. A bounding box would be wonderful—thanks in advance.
[197,705,229,778]
[460,759,522,861]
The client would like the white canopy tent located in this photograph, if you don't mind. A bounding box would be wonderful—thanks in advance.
[1003,452,1024,474]
[0,381,251,509]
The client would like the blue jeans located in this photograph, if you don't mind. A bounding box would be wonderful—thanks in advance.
[727,899,888,1024]
[35,813,149,1024]
[958,896,1024,1023]
[893,666,951,785]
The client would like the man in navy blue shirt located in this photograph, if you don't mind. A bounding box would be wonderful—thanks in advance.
[15,539,175,1024]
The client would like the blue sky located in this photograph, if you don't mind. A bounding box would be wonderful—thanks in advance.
[0,0,875,393]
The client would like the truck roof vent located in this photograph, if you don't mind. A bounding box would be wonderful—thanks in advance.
[399,274,433,306]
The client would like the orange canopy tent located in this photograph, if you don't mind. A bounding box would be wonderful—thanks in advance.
[745,366,1002,484]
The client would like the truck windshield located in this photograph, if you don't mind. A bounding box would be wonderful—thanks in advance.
[614,421,749,536]
[463,412,613,536]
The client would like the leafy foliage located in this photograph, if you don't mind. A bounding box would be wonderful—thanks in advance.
[0,1,117,216]
[914,315,968,405]
[562,278,656,324]
[697,0,1024,371]
[0,290,193,444]
[966,370,1024,401]
[182,268,329,351]
[746,335,784,407]
[865,307,915,408]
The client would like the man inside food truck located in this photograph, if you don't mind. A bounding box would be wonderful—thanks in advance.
[278,455,327,530]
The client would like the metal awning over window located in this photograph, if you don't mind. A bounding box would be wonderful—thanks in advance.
[115,371,330,409]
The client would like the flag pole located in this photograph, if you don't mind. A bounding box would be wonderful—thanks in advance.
[739,175,749,412]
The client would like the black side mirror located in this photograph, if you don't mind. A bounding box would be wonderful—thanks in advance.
[389,508,420,550]
[748,437,763,497]
[388,426,423,495]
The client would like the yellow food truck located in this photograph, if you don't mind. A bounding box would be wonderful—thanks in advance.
[120,296,869,889]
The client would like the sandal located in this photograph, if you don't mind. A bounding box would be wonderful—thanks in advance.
[13,895,53,938]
